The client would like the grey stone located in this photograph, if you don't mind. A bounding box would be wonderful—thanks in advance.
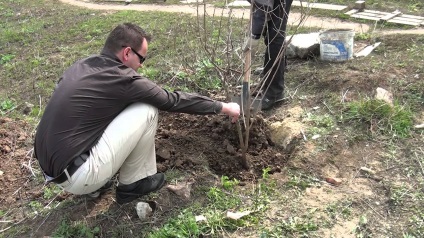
[136,202,153,220]
[375,87,393,106]
[285,33,320,59]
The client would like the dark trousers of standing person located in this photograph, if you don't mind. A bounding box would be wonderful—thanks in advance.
[252,0,293,106]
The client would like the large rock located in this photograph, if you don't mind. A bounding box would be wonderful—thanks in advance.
[269,120,303,152]
[268,106,304,153]
[286,33,320,59]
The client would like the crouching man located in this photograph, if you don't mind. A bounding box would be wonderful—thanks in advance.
[34,23,240,204]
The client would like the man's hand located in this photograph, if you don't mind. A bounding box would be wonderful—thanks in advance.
[243,35,260,53]
[221,102,240,123]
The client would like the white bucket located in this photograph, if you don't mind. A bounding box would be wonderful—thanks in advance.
[319,29,355,62]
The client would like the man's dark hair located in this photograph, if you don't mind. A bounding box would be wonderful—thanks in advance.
[103,23,152,53]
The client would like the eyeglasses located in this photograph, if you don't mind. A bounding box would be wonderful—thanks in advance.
[122,46,146,64]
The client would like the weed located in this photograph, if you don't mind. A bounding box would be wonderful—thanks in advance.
[221,175,239,190]
[43,184,62,200]
[257,168,277,199]
[355,215,372,238]
[355,32,373,41]
[343,98,414,138]
[389,183,409,206]
[325,200,353,220]
[406,212,424,237]
[28,201,43,214]
[0,99,15,114]
[408,2,423,12]
[0,54,14,65]
[253,185,273,214]
[53,219,100,238]
[29,106,41,118]
[140,67,161,80]
[148,210,200,238]
[201,209,243,236]
[285,172,320,190]
[191,58,222,90]
[207,186,241,210]
[260,216,319,237]
[262,167,271,179]
[303,112,336,137]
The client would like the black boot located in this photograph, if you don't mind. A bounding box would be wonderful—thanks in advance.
[261,95,285,110]
[116,173,165,205]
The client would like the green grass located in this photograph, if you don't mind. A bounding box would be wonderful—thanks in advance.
[343,98,414,138]
[260,216,319,237]
[147,172,276,237]
[53,219,100,238]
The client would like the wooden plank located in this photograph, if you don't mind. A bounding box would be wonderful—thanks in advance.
[360,13,386,18]
[357,11,387,17]
[345,9,359,15]
[399,14,424,20]
[291,1,348,11]
[387,19,421,26]
[388,15,422,26]
[351,11,386,21]
[362,9,386,14]
[350,13,381,21]
[381,10,402,21]
[353,13,385,19]
[347,8,424,26]
[351,15,381,21]
[393,16,423,23]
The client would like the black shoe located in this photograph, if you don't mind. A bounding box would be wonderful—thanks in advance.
[261,96,286,111]
[116,173,165,205]
[86,180,114,198]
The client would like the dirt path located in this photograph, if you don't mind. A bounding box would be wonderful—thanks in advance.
[60,0,424,35]
[60,0,370,32]
[58,0,424,34]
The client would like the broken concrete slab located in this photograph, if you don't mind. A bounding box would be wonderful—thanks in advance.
[354,42,381,58]
[285,32,320,59]
[227,0,249,7]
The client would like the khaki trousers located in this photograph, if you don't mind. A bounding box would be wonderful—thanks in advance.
[58,103,158,194]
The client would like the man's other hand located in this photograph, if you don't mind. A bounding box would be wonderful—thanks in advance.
[243,36,260,53]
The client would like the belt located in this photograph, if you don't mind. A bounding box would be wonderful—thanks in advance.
[48,152,90,184]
